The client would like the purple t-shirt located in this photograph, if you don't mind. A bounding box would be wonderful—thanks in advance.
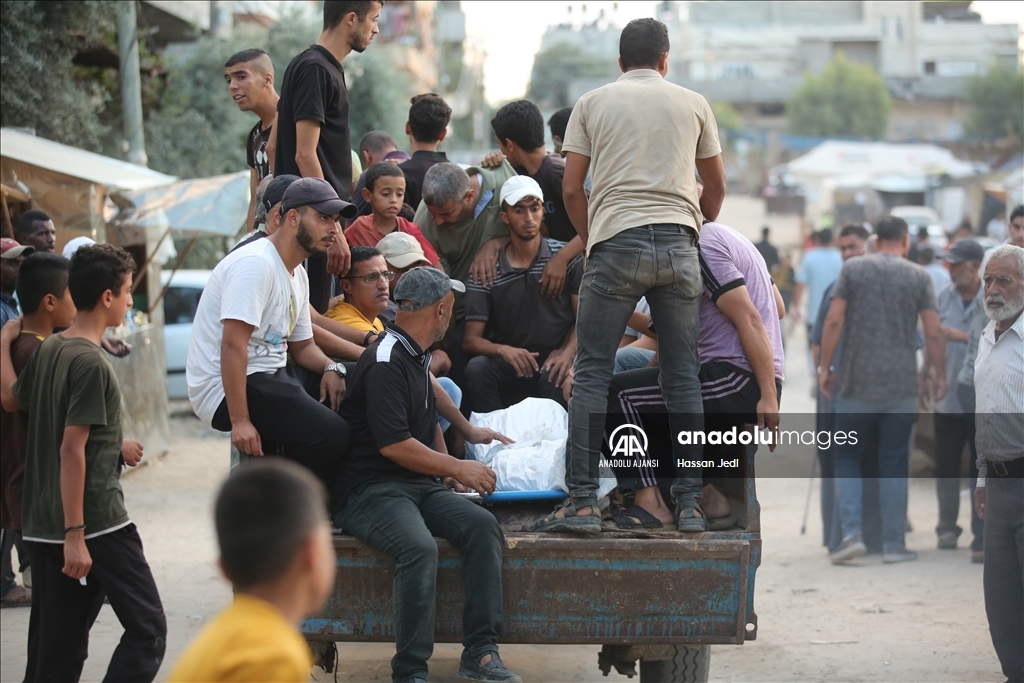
[697,222,785,380]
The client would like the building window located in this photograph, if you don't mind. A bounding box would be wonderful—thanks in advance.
[896,17,904,40]
[720,63,755,79]
[924,61,936,75]
[937,60,978,76]
[881,17,888,37]
[757,103,785,117]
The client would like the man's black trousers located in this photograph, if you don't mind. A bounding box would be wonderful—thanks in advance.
[983,472,1024,682]
[212,365,350,483]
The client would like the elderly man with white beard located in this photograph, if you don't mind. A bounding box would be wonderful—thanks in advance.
[972,244,1024,683]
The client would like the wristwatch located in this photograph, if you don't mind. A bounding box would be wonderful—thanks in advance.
[323,362,347,378]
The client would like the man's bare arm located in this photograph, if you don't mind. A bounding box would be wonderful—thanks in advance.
[222,319,262,455]
[818,298,847,400]
[921,309,947,401]
[295,119,324,178]
[380,438,496,494]
[310,306,372,346]
[246,168,259,232]
[60,424,92,579]
[312,324,364,362]
[695,154,725,222]
[715,286,779,437]
[563,152,591,248]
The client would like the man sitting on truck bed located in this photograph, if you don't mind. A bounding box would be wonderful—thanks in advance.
[332,266,522,683]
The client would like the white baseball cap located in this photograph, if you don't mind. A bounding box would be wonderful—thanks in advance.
[499,175,544,208]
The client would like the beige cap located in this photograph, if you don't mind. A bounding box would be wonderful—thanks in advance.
[377,231,430,269]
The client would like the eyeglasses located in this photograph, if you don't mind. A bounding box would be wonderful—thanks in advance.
[343,270,395,284]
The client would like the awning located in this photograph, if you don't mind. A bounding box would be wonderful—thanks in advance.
[111,171,250,237]
[0,127,176,192]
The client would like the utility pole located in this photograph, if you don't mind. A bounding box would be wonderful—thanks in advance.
[118,1,147,167]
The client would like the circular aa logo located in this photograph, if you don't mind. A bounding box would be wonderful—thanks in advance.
[609,424,648,458]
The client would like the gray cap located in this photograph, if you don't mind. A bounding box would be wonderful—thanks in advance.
[280,177,357,219]
[261,174,301,214]
[944,239,985,264]
[393,266,466,311]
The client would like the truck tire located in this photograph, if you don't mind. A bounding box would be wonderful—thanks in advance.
[638,645,710,683]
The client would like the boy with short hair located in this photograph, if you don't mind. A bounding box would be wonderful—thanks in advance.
[0,252,75,609]
[10,244,166,683]
[169,460,336,683]
[344,162,441,268]
[398,93,453,210]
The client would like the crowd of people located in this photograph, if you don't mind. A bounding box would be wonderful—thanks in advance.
[0,1,1022,682]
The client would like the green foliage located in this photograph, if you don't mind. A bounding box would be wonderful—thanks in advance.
[965,64,1024,140]
[786,52,891,139]
[0,0,118,151]
[527,43,617,108]
[711,102,741,134]
[347,49,414,148]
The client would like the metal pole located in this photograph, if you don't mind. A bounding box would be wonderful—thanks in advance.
[118,1,148,167]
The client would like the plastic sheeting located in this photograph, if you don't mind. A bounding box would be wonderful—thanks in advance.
[110,171,250,237]
[466,397,617,497]
[108,324,172,459]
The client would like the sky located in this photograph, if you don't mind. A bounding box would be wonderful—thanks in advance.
[461,1,1024,105]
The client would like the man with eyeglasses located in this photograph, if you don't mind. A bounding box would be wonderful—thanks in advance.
[325,246,393,347]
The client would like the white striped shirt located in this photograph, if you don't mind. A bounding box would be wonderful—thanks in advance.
[974,312,1024,486]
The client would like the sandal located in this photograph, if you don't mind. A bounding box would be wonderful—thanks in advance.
[531,499,602,534]
[707,513,738,531]
[677,502,708,532]
[611,505,673,530]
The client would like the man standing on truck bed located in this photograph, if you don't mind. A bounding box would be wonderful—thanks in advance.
[332,267,521,683]
[532,17,726,533]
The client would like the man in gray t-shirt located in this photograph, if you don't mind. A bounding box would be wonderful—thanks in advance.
[818,216,947,564]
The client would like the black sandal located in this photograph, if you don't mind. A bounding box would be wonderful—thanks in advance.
[531,499,602,534]
[611,505,673,530]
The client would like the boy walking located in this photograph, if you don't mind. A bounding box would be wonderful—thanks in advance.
[1,253,76,610]
[344,162,441,267]
[11,244,166,682]
[169,460,336,682]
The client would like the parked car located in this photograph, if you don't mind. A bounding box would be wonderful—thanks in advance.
[890,205,946,251]
[161,269,211,400]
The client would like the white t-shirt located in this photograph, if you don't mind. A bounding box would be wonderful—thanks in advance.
[186,239,313,423]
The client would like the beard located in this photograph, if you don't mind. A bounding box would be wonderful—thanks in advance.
[296,218,324,255]
[349,32,372,53]
[984,289,1024,323]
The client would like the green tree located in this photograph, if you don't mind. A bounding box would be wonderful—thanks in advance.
[347,49,414,148]
[964,63,1024,140]
[0,0,117,152]
[527,43,617,108]
[786,52,891,138]
[711,102,741,133]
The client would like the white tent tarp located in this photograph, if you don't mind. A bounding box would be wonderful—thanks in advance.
[112,171,250,237]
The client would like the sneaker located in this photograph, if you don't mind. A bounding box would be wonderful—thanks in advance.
[21,566,31,590]
[457,653,522,682]
[937,531,958,550]
[829,533,867,565]
[883,546,918,563]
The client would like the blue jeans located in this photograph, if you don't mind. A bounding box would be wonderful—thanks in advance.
[568,225,704,509]
[614,346,656,373]
[833,395,917,549]
[435,377,462,433]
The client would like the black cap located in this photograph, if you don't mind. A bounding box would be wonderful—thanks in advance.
[261,174,301,214]
[944,239,985,264]
[280,177,357,219]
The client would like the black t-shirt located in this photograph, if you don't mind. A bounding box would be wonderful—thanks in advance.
[529,154,577,243]
[246,121,272,181]
[274,45,352,200]
[399,150,448,211]
[336,326,437,503]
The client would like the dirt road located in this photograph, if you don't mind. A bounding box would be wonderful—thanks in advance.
[0,199,1001,682]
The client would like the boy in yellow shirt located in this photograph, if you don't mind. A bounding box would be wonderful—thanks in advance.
[169,460,336,682]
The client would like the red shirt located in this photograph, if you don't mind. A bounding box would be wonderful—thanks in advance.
[0,331,44,529]
[344,216,440,267]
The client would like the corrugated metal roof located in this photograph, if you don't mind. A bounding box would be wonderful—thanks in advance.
[0,128,176,192]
